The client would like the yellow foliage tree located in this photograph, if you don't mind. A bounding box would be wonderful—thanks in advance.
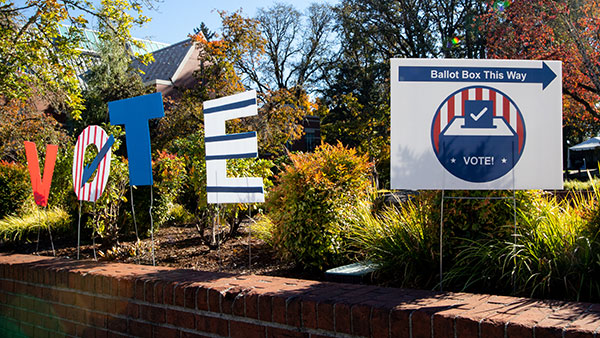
[0,0,155,119]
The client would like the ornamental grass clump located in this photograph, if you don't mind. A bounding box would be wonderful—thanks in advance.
[267,142,372,271]
[564,177,600,191]
[0,207,71,243]
[513,191,600,301]
[446,190,600,302]
[349,195,439,289]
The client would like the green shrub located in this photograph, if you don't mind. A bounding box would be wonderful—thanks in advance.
[442,234,514,294]
[366,190,531,260]
[268,142,373,271]
[0,161,30,218]
[0,207,71,243]
[514,191,600,301]
[128,150,195,232]
[441,190,534,247]
[47,140,78,210]
[152,150,187,228]
[249,213,275,247]
[166,203,195,225]
[172,130,206,215]
[350,190,547,293]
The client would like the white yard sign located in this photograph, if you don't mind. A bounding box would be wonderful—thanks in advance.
[391,59,562,190]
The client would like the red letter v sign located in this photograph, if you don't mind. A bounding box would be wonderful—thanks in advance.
[24,141,58,207]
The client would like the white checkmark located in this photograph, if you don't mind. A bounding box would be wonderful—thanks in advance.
[470,107,488,121]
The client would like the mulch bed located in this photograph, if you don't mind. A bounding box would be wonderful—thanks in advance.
[0,222,319,280]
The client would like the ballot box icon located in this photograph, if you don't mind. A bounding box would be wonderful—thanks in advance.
[439,117,518,182]
[464,100,494,129]
[431,86,526,183]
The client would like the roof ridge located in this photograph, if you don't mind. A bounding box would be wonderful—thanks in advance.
[146,38,193,54]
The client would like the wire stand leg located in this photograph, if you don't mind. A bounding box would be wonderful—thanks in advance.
[130,186,140,264]
[92,203,97,261]
[35,227,41,255]
[512,189,517,292]
[248,206,252,270]
[211,205,217,247]
[77,201,82,259]
[216,206,222,272]
[511,141,517,293]
[439,189,445,291]
[46,205,55,257]
[150,186,156,266]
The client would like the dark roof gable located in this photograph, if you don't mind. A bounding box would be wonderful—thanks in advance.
[133,39,195,83]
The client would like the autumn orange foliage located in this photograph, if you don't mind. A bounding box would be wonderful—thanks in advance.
[190,10,312,155]
[482,0,600,137]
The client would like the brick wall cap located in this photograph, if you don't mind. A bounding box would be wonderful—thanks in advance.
[1,253,599,338]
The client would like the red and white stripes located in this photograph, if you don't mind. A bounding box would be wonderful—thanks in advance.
[433,87,524,154]
[71,125,112,202]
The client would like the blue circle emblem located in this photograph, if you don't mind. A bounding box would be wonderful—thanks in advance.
[431,86,526,183]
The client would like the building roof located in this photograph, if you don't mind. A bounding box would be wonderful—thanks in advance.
[58,25,172,87]
[57,25,170,55]
[58,26,198,90]
[132,39,195,84]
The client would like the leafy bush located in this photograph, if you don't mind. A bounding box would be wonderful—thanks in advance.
[0,100,70,164]
[441,190,534,247]
[514,192,599,301]
[48,139,78,210]
[172,130,206,215]
[166,203,195,225]
[152,150,187,228]
[268,142,373,271]
[0,207,71,243]
[353,190,532,279]
[124,150,192,235]
[249,213,275,247]
[0,161,30,218]
[350,189,600,301]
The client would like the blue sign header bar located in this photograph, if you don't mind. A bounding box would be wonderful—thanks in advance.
[398,61,557,89]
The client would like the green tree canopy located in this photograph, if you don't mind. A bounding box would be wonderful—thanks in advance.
[0,0,155,119]
[80,27,149,130]
[320,0,487,187]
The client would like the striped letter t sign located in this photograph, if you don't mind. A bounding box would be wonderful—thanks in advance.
[203,91,265,204]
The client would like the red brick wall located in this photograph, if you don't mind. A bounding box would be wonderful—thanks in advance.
[0,253,598,337]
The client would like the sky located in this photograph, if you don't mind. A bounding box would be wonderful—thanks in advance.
[11,1,338,45]
[130,0,338,44]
